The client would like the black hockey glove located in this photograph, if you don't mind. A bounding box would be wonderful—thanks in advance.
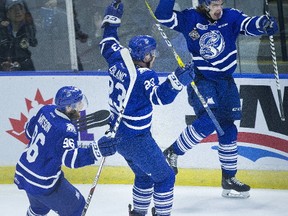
[101,0,123,28]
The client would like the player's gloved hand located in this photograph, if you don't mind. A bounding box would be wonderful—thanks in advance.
[167,63,195,91]
[91,135,116,158]
[258,15,278,36]
[174,63,195,86]
[101,0,123,28]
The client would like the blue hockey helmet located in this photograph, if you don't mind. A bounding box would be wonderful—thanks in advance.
[128,35,157,61]
[55,86,88,111]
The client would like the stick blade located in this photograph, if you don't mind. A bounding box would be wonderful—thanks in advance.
[75,110,111,131]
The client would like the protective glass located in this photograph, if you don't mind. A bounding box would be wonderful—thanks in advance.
[71,95,88,111]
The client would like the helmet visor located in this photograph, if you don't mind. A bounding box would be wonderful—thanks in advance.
[70,94,88,111]
[150,49,159,58]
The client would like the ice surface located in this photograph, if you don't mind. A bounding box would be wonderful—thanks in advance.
[1,184,287,216]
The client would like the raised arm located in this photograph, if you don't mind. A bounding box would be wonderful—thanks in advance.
[99,0,124,63]
[154,0,175,21]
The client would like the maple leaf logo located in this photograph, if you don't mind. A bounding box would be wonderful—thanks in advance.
[6,89,53,145]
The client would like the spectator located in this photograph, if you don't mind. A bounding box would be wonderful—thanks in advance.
[0,0,37,71]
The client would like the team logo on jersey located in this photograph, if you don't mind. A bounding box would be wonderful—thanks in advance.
[66,123,77,134]
[199,30,225,59]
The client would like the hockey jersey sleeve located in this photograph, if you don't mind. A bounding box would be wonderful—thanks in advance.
[153,76,182,105]
[231,9,271,36]
[155,0,175,21]
[154,0,194,33]
[99,25,123,65]
[25,116,37,140]
[58,125,97,169]
[139,67,181,106]
[61,145,96,169]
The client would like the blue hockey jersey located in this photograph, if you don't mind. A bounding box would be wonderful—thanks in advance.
[14,105,97,195]
[99,26,181,138]
[155,0,266,79]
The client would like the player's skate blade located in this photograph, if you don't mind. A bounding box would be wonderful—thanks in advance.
[221,176,250,198]
[222,189,250,199]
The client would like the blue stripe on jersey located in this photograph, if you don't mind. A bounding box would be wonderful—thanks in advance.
[15,160,61,190]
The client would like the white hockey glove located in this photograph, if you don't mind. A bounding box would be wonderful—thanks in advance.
[101,0,123,28]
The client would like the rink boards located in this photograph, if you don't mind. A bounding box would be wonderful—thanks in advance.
[0,71,287,189]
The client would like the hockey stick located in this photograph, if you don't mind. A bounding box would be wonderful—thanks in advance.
[81,48,137,216]
[76,110,111,131]
[110,48,137,138]
[145,0,224,135]
[264,0,285,121]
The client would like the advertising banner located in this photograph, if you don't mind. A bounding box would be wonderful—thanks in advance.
[0,72,287,171]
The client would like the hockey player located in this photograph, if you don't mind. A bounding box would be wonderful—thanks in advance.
[99,1,195,215]
[154,0,279,198]
[14,86,116,216]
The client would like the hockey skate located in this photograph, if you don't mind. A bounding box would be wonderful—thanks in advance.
[222,176,250,199]
[128,204,146,216]
[163,145,178,174]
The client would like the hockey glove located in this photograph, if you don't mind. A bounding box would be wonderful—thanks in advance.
[258,15,278,36]
[92,135,116,158]
[101,0,123,28]
[174,63,195,86]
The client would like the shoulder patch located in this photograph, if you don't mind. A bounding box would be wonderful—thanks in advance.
[138,67,151,74]
[66,123,77,134]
